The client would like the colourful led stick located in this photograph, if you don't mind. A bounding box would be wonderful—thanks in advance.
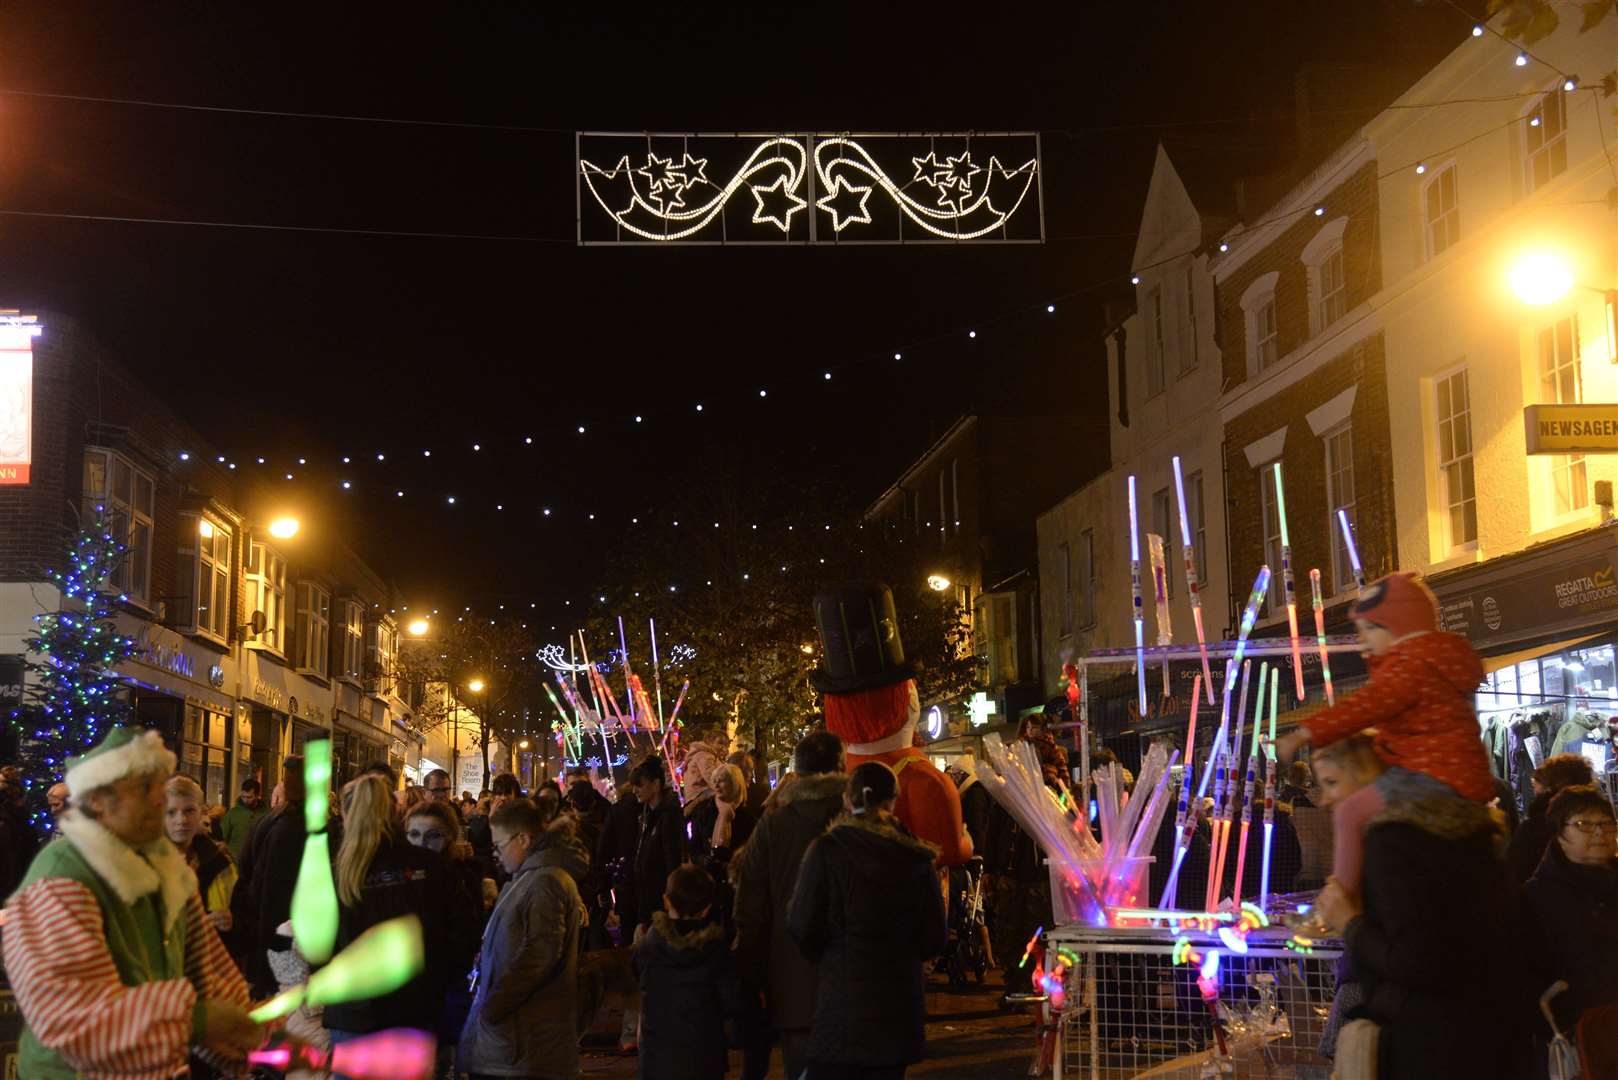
[1337,508,1366,593]
[291,739,337,965]
[1310,568,1334,705]
[1160,674,1202,906]
[1128,475,1146,716]
[1230,566,1272,676]
[1173,456,1215,704]
[1208,660,1251,910]
[1231,664,1268,905]
[616,616,636,728]
[1260,677,1280,908]
[1273,464,1305,701]
[649,617,666,729]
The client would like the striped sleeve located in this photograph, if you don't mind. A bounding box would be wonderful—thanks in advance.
[183,892,249,1007]
[2,877,197,1078]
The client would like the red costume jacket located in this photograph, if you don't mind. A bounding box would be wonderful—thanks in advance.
[845,745,973,867]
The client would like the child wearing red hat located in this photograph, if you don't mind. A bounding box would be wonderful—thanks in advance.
[1275,572,1493,898]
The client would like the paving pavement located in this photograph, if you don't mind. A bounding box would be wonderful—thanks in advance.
[580,969,1044,1078]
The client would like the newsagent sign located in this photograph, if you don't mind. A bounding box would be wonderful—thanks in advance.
[576,132,1043,245]
[1524,404,1618,455]
[0,313,40,485]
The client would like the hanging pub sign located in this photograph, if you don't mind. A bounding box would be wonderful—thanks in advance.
[576,132,1043,245]
[0,312,41,485]
[1524,404,1618,455]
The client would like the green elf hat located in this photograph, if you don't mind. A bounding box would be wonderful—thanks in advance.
[65,727,176,799]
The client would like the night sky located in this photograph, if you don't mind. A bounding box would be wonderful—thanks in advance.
[0,1,1474,629]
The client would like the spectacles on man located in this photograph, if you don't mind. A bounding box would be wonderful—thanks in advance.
[492,832,528,855]
[1567,818,1618,836]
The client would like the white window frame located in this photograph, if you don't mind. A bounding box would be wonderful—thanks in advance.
[1435,366,1478,552]
[1323,424,1357,596]
[294,581,331,678]
[339,598,366,685]
[1146,285,1166,397]
[1302,217,1350,337]
[1259,463,1284,615]
[1186,469,1208,586]
[1539,314,1588,516]
[1181,265,1199,374]
[1151,486,1174,600]
[1524,84,1568,194]
[246,541,287,654]
[81,447,155,607]
[175,514,232,644]
[367,616,399,696]
[1422,161,1460,259]
[1240,272,1282,377]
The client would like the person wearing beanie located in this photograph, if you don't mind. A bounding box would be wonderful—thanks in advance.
[2,727,262,1078]
[1275,571,1494,900]
[811,582,973,867]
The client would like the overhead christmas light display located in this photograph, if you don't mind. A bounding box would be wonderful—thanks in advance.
[577,133,1043,244]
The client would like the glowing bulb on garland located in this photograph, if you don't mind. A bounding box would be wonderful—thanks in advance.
[1131,275,1140,285]
[1472,23,1483,35]
[1564,77,1577,91]
[968,330,977,338]
[1415,163,1426,174]
[1219,242,1229,252]
[1047,304,1056,312]
[1515,52,1528,66]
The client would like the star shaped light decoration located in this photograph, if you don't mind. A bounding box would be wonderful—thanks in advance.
[944,151,982,192]
[649,179,688,212]
[668,152,710,187]
[635,152,677,190]
[934,176,973,213]
[749,174,808,233]
[911,150,950,187]
[815,175,873,232]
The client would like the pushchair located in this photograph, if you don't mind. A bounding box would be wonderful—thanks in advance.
[945,855,990,987]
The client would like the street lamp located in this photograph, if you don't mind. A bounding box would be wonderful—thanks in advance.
[1508,253,1575,306]
[468,678,485,694]
[268,516,300,540]
[927,574,952,592]
[407,618,430,637]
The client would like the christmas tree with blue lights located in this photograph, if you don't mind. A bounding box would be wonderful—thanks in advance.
[6,506,140,828]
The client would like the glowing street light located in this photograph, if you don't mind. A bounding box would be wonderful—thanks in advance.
[407,618,430,637]
[468,678,485,694]
[927,574,952,592]
[1508,253,1574,306]
[268,516,301,540]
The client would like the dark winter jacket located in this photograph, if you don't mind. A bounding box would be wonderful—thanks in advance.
[957,776,993,856]
[733,771,846,1031]
[458,828,584,1079]
[1525,842,1618,1031]
[0,799,40,901]
[687,796,758,864]
[1345,797,1519,1080]
[567,781,611,870]
[245,808,305,958]
[597,789,644,914]
[322,833,456,1035]
[633,911,749,1080]
[632,792,688,929]
[787,812,947,1067]
[982,791,1046,884]
[1508,791,1559,887]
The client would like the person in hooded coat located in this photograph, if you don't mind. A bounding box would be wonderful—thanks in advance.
[787,761,947,1079]
[633,864,748,1080]
[733,732,847,1080]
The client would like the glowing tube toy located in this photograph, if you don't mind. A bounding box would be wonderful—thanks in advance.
[1166,661,1234,907]
[1229,566,1272,679]
[649,617,667,729]
[1173,456,1215,705]
[1208,661,1251,910]
[1160,674,1202,906]
[250,915,426,1023]
[1273,464,1305,701]
[616,616,636,727]
[1231,664,1268,905]
[290,739,337,965]
[1128,475,1147,716]
[1261,675,1280,909]
[1337,508,1366,593]
[249,1029,437,1080]
[1311,568,1335,705]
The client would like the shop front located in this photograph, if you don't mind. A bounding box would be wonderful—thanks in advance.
[241,648,333,791]
[1429,524,1618,812]
[117,618,237,806]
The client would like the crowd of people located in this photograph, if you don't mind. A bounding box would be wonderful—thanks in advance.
[0,722,959,1080]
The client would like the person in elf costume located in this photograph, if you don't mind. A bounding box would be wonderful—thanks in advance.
[811,581,973,867]
[3,727,262,1079]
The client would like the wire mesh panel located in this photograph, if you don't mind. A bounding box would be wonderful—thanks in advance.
[1048,927,1341,1080]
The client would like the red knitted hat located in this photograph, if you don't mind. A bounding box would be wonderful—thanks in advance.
[824,680,915,744]
[1349,572,1439,639]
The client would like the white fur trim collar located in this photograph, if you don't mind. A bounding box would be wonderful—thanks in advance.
[58,810,196,931]
[66,729,177,798]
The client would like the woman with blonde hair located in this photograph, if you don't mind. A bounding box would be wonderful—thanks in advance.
[323,774,455,1058]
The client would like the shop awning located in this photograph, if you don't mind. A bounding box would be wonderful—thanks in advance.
[1482,632,1607,675]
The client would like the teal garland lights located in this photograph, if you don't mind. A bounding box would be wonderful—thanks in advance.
[6,506,141,829]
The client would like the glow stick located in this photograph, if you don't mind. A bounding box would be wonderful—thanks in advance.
[1173,456,1215,705]
[248,915,425,1022]
[1079,664,1090,824]
[576,634,618,773]
[1311,569,1335,705]
[1128,475,1146,716]
[1337,508,1366,593]
[617,616,636,727]
[649,618,666,730]
[1231,665,1268,904]
[1229,566,1272,676]
[1160,673,1202,906]
[1261,749,1278,909]
[291,739,337,964]
[1273,464,1305,701]
[250,1029,438,1080]
[1208,662,1250,910]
